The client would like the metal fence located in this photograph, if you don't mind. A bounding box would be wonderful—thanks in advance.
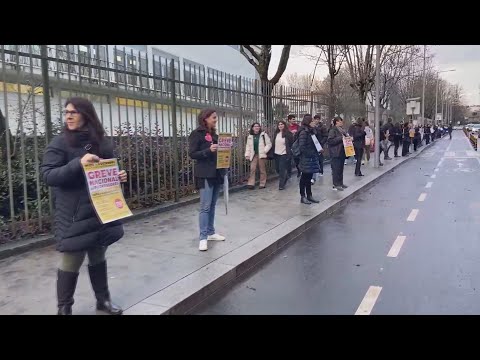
[0,45,325,243]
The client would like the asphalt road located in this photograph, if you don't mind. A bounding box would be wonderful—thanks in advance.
[193,131,480,315]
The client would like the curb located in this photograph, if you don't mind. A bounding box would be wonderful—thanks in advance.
[125,142,435,315]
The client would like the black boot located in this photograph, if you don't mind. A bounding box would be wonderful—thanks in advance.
[88,261,123,315]
[57,269,79,315]
[306,196,320,203]
[300,196,311,205]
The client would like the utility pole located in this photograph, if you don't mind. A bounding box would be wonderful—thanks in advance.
[421,45,426,126]
[374,45,381,168]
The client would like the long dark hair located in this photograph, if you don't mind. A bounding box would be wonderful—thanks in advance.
[301,114,313,127]
[198,108,217,134]
[249,122,262,135]
[275,120,288,138]
[64,97,105,151]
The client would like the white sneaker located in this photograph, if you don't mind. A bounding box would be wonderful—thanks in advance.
[311,179,315,185]
[199,240,208,251]
[207,234,225,241]
[362,162,365,165]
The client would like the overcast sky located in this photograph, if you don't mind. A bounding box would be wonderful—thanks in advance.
[270,45,480,106]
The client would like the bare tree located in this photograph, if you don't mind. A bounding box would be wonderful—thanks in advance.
[343,45,422,120]
[302,45,348,118]
[240,45,292,123]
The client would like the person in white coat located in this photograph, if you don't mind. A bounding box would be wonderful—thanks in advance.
[364,121,374,164]
[245,122,272,189]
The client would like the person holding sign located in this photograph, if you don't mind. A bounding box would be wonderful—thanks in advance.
[297,114,321,205]
[188,109,227,252]
[41,97,127,315]
[328,117,349,191]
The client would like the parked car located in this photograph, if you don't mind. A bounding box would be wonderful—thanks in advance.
[470,124,480,135]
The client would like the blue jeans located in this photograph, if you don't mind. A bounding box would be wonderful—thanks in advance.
[199,179,220,240]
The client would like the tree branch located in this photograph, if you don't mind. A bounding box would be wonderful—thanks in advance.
[270,45,291,85]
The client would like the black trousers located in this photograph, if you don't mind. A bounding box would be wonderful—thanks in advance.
[413,139,419,151]
[449,132,452,139]
[394,138,400,156]
[318,152,324,174]
[425,134,430,144]
[299,172,313,197]
[275,154,289,189]
[354,148,364,175]
[402,141,410,156]
[331,156,345,187]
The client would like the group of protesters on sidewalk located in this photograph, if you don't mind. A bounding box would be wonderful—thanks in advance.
[41,96,449,315]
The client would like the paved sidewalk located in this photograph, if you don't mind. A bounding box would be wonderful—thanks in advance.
[0,143,436,315]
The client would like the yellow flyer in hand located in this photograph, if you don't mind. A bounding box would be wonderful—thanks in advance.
[82,159,133,224]
[216,133,233,169]
[343,136,356,157]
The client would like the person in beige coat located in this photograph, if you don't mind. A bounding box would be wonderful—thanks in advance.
[245,122,272,189]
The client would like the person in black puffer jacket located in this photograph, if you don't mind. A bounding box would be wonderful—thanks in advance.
[41,97,126,315]
[328,116,349,191]
[297,114,320,205]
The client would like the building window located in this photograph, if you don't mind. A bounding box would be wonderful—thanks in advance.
[114,48,126,84]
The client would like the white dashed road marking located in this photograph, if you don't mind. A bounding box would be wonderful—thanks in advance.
[407,209,419,222]
[418,193,427,202]
[387,236,407,258]
[434,168,439,172]
[431,174,436,179]
[355,286,382,315]
[425,182,433,188]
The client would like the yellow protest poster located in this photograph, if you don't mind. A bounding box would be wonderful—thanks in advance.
[216,133,233,169]
[82,159,133,224]
[343,136,356,157]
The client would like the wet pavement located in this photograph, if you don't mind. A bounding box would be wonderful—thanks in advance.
[0,135,411,315]
[193,131,480,315]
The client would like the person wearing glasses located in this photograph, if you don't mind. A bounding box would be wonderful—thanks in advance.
[41,97,127,315]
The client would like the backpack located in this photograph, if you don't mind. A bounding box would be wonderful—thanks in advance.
[262,134,274,160]
[291,130,302,158]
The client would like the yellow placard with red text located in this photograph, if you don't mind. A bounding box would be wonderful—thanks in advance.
[216,133,233,169]
[82,159,133,224]
[343,136,356,157]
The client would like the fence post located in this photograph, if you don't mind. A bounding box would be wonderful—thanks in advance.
[170,59,180,202]
[310,91,314,115]
[237,76,244,182]
[40,45,52,143]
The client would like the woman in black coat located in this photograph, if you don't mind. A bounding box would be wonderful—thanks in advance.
[402,123,411,156]
[350,118,367,176]
[41,97,127,315]
[188,109,227,252]
[328,116,348,191]
[297,114,320,205]
[272,120,294,190]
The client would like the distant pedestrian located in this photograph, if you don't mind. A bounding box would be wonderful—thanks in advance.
[424,125,431,144]
[392,122,402,157]
[328,116,349,191]
[350,117,367,176]
[314,115,328,177]
[297,114,321,204]
[287,114,301,178]
[364,121,374,164]
[272,120,294,190]
[402,123,411,156]
[41,97,126,315]
[189,108,227,252]
[245,122,272,190]
[448,123,453,139]
[413,127,421,151]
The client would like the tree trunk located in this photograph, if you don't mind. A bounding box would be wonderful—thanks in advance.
[0,108,12,161]
[329,74,335,119]
[261,80,274,129]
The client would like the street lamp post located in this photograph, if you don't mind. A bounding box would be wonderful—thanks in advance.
[435,69,455,125]
[374,45,381,168]
[421,45,426,126]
